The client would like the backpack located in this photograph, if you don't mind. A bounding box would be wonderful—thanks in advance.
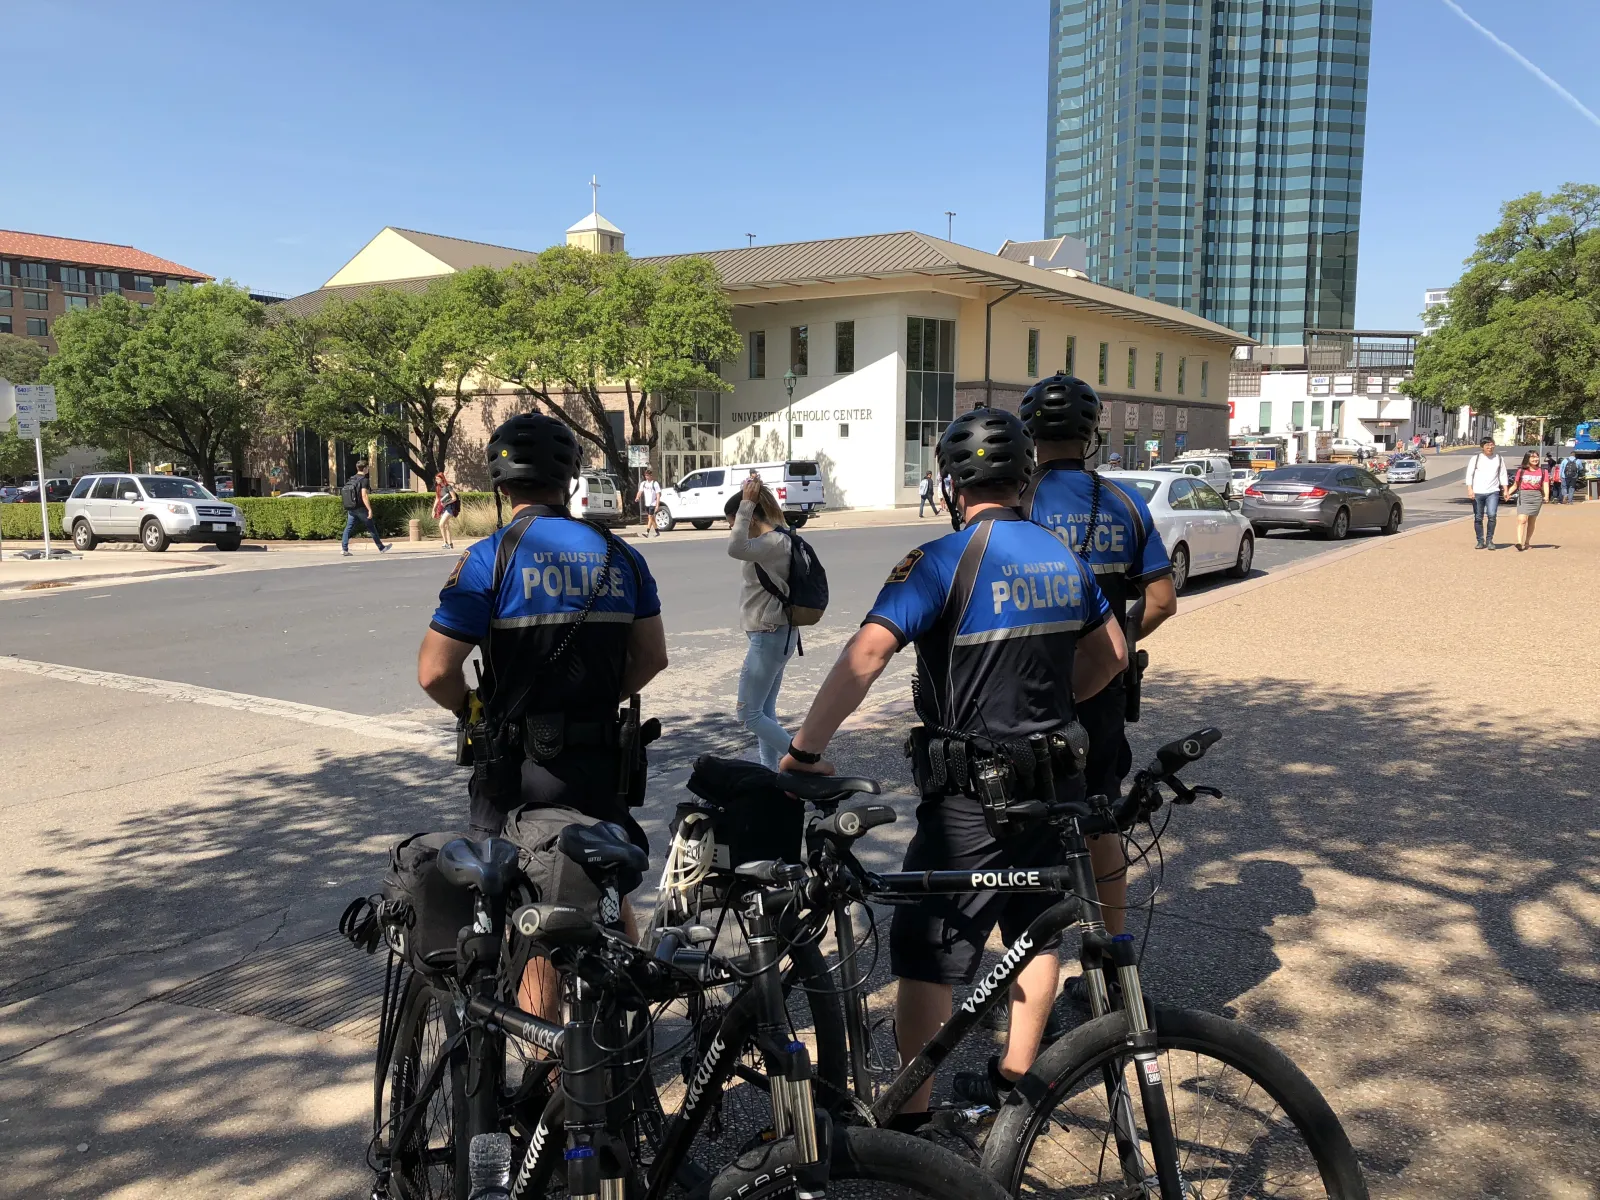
[341,473,365,511]
[1565,459,1582,485]
[754,527,829,629]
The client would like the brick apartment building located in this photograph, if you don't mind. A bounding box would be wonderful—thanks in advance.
[0,230,210,352]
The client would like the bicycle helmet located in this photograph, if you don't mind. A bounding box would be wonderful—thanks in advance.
[486,413,582,491]
[1019,374,1102,444]
[936,408,1035,491]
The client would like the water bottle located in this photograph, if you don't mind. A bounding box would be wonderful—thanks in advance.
[468,1132,512,1200]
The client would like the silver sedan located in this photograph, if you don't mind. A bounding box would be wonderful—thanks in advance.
[1386,457,1427,483]
[1242,464,1403,540]
[1104,471,1255,591]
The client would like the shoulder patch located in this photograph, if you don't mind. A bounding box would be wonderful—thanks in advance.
[885,548,925,584]
[443,551,470,589]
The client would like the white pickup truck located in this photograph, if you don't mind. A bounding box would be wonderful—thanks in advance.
[653,460,826,531]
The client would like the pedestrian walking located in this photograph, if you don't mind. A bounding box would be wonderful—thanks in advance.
[917,471,940,517]
[340,459,390,556]
[1464,437,1507,550]
[725,476,799,768]
[634,468,662,537]
[432,473,460,548]
[1560,452,1582,503]
[1509,451,1549,551]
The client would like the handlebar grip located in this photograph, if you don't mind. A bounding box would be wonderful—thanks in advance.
[1149,726,1223,777]
[814,804,897,843]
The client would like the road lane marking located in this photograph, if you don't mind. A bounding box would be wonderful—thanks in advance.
[0,656,452,750]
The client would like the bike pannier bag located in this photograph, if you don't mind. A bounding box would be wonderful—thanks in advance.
[681,755,806,867]
[381,831,476,975]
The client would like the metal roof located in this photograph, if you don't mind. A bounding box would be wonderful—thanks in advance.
[386,227,542,272]
[268,275,434,320]
[638,231,1251,346]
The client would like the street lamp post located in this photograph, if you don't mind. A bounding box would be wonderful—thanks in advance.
[783,368,797,460]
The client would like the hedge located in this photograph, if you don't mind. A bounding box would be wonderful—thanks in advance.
[0,492,492,541]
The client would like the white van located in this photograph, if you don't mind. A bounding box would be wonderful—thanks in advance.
[1151,451,1236,497]
[569,470,623,527]
[654,460,826,532]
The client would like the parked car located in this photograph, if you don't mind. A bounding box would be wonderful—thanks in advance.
[570,470,623,527]
[1152,451,1237,497]
[654,460,826,532]
[63,473,245,552]
[1104,470,1255,591]
[1330,437,1367,457]
[1386,457,1428,484]
[17,478,74,503]
[1241,464,1402,540]
[1230,467,1260,496]
[276,489,335,498]
[0,486,23,504]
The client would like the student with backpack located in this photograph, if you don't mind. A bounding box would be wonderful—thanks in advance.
[725,477,828,768]
[340,459,391,556]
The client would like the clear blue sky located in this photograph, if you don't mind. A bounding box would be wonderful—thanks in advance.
[7,0,1596,331]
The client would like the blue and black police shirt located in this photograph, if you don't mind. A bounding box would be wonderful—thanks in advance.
[431,508,661,719]
[864,510,1111,739]
[1023,462,1172,624]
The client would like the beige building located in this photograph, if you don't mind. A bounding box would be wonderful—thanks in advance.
[273,215,1252,506]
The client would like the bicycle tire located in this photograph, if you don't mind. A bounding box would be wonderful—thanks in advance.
[711,1125,1012,1200]
[388,973,468,1200]
[983,1005,1368,1199]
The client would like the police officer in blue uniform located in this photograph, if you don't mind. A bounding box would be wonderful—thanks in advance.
[1019,375,1177,951]
[778,408,1128,1123]
[417,413,669,844]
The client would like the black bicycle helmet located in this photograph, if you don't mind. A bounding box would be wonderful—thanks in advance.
[486,413,582,491]
[936,407,1035,491]
[1019,373,1102,444]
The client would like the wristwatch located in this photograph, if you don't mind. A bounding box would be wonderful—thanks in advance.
[786,740,823,765]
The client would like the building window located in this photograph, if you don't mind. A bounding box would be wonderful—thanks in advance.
[167,277,188,291]
[1177,357,1186,395]
[95,271,120,292]
[0,289,10,308]
[1292,400,1305,429]
[26,317,48,336]
[134,275,154,292]
[61,267,88,292]
[1259,401,1271,430]
[835,320,855,373]
[23,291,48,310]
[1200,361,1209,399]
[0,316,10,334]
[1311,400,1325,427]
[839,423,850,438]
[659,391,722,483]
[1153,352,1164,393]
[905,316,956,486]
[65,295,88,311]
[1098,342,1109,386]
[1331,399,1343,430]
[790,325,808,376]
[20,262,47,283]
[1065,336,1076,377]
[1126,348,1137,389]
[792,424,804,440]
[748,331,766,379]
[1026,328,1040,378]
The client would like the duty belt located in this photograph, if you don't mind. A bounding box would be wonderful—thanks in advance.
[523,712,619,763]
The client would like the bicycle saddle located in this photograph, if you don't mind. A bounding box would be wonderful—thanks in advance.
[436,837,520,898]
[558,822,649,875]
[774,771,883,803]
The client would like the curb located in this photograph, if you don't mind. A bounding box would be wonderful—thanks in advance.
[0,562,219,594]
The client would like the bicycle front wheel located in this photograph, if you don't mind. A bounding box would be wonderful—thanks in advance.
[984,1006,1367,1199]
[712,1125,1011,1200]
[387,972,466,1200]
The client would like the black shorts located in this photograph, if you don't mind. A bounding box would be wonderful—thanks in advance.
[889,794,1067,985]
[468,748,648,856]
[1077,680,1131,803]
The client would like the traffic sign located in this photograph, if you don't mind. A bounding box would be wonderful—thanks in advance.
[17,414,40,438]
[15,384,57,422]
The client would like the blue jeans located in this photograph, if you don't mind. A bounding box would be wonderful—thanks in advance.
[1471,492,1499,544]
[737,628,798,769]
[919,494,938,517]
[342,511,386,551]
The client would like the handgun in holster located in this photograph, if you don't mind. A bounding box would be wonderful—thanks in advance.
[616,693,662,809]
[1123,614,1150,724]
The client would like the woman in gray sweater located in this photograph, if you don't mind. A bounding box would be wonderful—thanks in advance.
[726,476,796,768]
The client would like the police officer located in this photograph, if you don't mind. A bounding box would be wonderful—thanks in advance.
[417,413,668,838]
[778,408,1128,1123]
[1019,374,1177,955]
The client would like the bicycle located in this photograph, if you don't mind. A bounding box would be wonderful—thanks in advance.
[783,728,1368,1199]
[363,823,1014,1200]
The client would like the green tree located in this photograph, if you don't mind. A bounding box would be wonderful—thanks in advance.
[44,285,266,490]
[492,247,739,481]
[1408,183,1600,427]
[0,333,71,478]
[256,268,502,488]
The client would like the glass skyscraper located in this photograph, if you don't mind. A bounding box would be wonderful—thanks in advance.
[1045,0,1371,346]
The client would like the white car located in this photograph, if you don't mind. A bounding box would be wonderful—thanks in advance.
[1103,470,1254,591]
[1230,467,1260,495]
[1150,452,1236,497]
[570,470,622,527]
[62,473,244,552]
[654,460,826,532]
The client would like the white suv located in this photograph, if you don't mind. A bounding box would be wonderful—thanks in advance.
[654,461,826,532]
[63,474,245,552]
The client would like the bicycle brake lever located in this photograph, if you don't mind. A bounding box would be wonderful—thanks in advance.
[1191,784,1224,800]
[1167,778,1199,805]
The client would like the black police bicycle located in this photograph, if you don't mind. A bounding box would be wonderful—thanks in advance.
[782,729,1368,1199]
[362,823,1012,1200]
